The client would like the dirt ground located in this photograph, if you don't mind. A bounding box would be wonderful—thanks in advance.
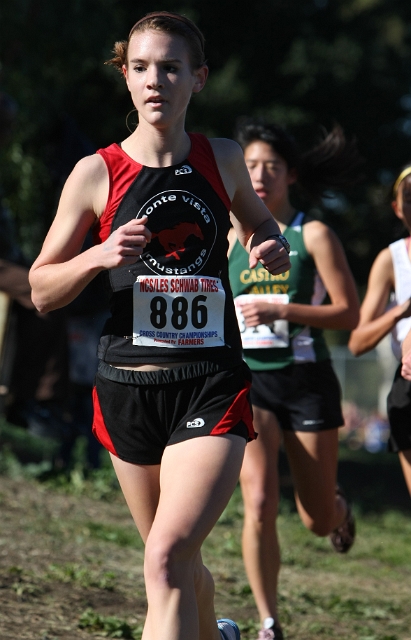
[0,474,258,640]
[2,461,411,640]
[0,475,149,639]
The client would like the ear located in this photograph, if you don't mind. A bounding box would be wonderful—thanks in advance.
[192,65,209,94]
[392,199,403,222]
[122,64,130,87]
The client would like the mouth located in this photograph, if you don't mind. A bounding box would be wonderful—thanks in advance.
[146,96,166,107]
[255,189,268,200]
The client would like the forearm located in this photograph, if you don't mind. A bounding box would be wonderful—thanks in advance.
[246,217,282,252]
[283,302,359,331]
[29,245,105,313]
[348,305,402,356]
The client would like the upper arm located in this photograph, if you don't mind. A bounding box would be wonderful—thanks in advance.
[304,221,359,310]
[209,138,273,243]
[31,154,109,270]
[355,249,394,324]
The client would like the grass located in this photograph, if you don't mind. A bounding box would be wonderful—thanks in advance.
[1,418,411,639]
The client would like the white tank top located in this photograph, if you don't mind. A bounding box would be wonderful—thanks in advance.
[389,238,411,360]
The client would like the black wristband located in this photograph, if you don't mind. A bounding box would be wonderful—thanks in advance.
[266,234,291,255]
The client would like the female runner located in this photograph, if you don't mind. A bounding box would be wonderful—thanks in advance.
[349,163,411,496]
[228,119,361,639]
[29,13,291,640]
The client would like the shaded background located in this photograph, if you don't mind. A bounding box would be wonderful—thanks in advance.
[1,0,411,506]
[1,0,411,298]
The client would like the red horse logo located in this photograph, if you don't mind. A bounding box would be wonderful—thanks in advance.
[152,222,204,260]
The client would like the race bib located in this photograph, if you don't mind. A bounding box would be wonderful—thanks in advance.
[234,294,289,348]
[133,275,226,348]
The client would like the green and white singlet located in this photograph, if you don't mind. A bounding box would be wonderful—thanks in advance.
[228,212,330,370]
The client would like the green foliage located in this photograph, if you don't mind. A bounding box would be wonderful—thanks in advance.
[78,608,141,638]
[0,0,411,280]
[47,563,117,590]
[85,521,144,549]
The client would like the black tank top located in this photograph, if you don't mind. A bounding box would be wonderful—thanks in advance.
[94,133,243,366]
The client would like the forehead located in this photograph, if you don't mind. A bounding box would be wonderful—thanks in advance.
[399,175,411,195]
[244,141,286,164]
[128,29,191,62]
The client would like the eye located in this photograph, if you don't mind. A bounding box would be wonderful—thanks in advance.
[133,65,146,73]
[164,64,178,73]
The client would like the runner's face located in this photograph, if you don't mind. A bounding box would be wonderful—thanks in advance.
[123,30,207,129]
[393,175,411,231]
[244,141,296,213]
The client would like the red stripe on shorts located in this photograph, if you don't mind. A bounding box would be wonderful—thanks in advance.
[92,386,119,456]
[210,380,256,440]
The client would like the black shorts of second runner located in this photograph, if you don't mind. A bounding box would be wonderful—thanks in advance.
[387,363,411,453]
[92,360,255,465]
[250,360,343,432]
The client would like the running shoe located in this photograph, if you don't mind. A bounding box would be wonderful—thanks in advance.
[217,618,241,640]
[257,617,284,640]
[329,486,356,553]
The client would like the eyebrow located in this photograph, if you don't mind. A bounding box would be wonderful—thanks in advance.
[129,57,183,64]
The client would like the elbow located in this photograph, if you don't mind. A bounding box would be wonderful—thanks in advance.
[346,310,360,331]
[347,334,364,357]
[31,292,52,314]
[348,343,361,357]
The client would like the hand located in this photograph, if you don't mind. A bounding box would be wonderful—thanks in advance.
[249,237,291,274]
[100,216,151,268]
[239,301,285,327]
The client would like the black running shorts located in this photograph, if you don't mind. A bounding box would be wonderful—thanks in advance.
[387,363,411,453]
[250,360,343,432]
[92,360,255,464]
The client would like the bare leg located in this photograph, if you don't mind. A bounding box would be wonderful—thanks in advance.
[283,428,346,536]
[113,435,245,640]
[398,449,411,496]
[240,406,282,624]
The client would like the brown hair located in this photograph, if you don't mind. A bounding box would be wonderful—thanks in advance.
[106,11,206,73]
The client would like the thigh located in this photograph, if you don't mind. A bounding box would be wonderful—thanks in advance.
[148,434,246,553]
[110,454,161,542]
[283,429,339,519]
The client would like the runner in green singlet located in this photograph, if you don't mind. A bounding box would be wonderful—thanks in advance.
[228,119,362,640]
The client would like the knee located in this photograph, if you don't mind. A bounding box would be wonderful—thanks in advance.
[144,536,194,590]
[243,485,279,525]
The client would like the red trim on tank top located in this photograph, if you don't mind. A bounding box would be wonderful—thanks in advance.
[187,134,231,211]
[93,133,231,244]
[210,380,256,440]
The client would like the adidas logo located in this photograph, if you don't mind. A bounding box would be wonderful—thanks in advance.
[186,418,205,428]
[175,165,192,175]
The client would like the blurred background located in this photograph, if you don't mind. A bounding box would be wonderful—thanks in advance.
[1,0,411,464]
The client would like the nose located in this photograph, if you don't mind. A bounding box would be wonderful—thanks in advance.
[146,65,164,89]
[250,163,265,183]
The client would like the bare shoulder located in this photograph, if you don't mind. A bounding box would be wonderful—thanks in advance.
[60,153,109,218]
[66,153,108,188]
[370,247,393,277]
[208,137,243,162]
[209,138,248,201]
[303,219,339,252]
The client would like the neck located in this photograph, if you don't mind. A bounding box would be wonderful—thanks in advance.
[122,119,191,167]
[270,201,296,229]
